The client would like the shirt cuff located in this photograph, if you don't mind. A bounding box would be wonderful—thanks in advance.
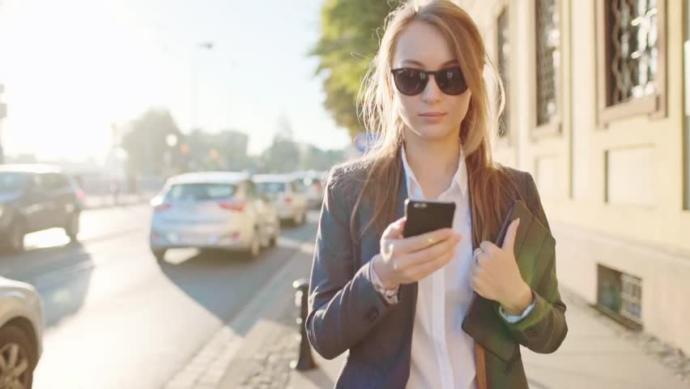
[499,296,536,323]
[368,261,399,305]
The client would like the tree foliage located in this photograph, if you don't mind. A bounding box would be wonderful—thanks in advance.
[183,129,250,171]
[121,108,183,176]
[311,0,403,137]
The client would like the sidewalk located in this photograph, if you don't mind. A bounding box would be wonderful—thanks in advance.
[82,193,153,209]
[213,254,690,388]
[215,242,342,389]
[522,288,690,388]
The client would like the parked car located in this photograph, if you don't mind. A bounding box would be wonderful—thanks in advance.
[149,172,280,261]
[0,165,85,253]
[294,171,327,210]
[0,276,44,388]
[253,174,308,225]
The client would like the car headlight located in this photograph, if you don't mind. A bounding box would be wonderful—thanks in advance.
[0,205,4,219]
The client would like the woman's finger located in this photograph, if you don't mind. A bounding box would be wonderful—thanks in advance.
[382,217,406,239]
[394,228,456,254]
[474,250,490,265]
[394,234,460,270]
[479,241,499,256]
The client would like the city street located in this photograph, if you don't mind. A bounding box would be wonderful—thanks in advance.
[0,204,318,389]
[3,0,690,388]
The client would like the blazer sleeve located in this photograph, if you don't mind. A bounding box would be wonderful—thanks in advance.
[305,167,395,360]
[502,172,568,354]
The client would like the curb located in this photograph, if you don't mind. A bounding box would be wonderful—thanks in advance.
[164,238,314,389]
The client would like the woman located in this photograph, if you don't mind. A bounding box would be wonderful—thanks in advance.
[306,1,567,388]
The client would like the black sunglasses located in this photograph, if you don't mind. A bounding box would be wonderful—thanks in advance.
[391,67,468,96]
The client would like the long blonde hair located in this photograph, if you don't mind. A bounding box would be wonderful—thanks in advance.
[353,0,518,245]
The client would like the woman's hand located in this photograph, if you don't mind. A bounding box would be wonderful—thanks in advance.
[471,218,533,314]
[372,217,461,289]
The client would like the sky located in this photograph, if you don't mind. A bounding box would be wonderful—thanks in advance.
[0,0,352,162]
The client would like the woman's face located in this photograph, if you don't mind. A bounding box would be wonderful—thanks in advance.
[392,21,472,143]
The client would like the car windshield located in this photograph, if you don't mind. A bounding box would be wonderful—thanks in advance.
[0,172,29,193]
[165,183,237,202]
[255,182,286,194]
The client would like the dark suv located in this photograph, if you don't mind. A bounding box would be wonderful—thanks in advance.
[0,165,84,253]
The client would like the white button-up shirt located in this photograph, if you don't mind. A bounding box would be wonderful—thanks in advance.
[401,146,478,389]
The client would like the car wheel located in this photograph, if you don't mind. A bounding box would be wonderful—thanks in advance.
[151,248,166,261]
[247,231,260,258]
[259,226,270,248]
[65,212,80,242]
[293,211,305,226]
[269,225,279,247]
[0,324,37,389]
[7,222,25,253]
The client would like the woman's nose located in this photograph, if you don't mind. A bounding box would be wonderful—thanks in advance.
[420,75,442,103]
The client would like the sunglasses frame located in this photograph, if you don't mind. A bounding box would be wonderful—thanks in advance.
[390,66,468,96]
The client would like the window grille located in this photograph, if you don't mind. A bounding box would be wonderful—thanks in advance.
[536,0,560,125]
[497,8,510,137]
[607,0,659,105]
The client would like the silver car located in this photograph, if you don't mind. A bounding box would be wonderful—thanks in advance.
[253,174,308,225]
[149,172,280,261]
[0,276,44,389]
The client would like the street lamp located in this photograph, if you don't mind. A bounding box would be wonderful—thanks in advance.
[190,41,214,132]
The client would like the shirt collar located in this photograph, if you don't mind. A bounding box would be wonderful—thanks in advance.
[400,143,468,199]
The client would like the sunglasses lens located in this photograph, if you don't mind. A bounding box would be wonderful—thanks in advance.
[393,69,427,95]
[436,67,467,95]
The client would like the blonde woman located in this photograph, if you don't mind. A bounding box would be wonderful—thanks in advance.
[306,1,567,388]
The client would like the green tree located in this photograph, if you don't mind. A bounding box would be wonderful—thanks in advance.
[121,108,183,176]
[183,129,251,171]
[311,0,402,137]
[299,144,345,171]
[259,118,300,173]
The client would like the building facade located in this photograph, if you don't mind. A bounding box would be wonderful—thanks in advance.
[454,0,690,354]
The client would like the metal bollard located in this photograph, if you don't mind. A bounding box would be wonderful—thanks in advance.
[290,278,317,371]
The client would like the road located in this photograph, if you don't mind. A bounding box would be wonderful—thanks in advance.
[0,204,318,389]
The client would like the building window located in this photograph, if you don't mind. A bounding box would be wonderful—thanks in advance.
[535,0,560,127]
[609,0,658,104]
[497,8,510,138]
[597,0,667,124]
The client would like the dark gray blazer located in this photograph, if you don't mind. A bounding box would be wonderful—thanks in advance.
[306,160,567,389]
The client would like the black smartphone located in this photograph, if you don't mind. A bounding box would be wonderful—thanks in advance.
[402,199,456,238]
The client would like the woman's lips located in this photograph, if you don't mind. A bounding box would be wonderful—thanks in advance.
[418,112,447,123]
[418,112,446,116]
